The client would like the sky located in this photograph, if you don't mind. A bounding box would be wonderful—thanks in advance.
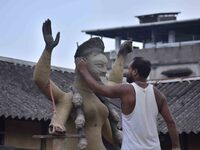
[1,0,200,69]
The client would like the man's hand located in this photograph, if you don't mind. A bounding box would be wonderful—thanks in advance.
[117,40,132,57]
[75,57,88,74]
[42,19,60,51]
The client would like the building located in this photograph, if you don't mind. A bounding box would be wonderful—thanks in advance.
[82,12,200,79]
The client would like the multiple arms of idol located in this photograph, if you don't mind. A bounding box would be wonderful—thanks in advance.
[34,19,180,150]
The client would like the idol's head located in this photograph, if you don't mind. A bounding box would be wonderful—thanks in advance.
[74,37,108,80]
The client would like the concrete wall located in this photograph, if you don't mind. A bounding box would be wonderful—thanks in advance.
[5,119,41,150]
[150,63,200,79]
[4,119,52,150]
[125,42,200,66]
[123,42,200,79]
[160,133,200,150]
[187,133,200,150]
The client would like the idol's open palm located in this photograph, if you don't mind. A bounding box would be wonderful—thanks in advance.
[42,19,60,51]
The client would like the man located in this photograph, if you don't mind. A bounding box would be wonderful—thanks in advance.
[76,56,181,150]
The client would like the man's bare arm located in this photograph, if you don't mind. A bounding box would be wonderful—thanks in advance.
[156,89,180,149]
[76,58,126,99]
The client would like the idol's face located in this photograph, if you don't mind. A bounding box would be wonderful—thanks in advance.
[126,61,134,83]
[87,53,108,80]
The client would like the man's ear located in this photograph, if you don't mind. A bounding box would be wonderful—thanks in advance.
[132,69,138,76]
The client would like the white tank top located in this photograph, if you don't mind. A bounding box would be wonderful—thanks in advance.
[121,83,161,150]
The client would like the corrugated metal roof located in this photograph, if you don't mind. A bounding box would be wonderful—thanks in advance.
[0,57,74,121]
[0,56,200,133]
[150,77,200,133]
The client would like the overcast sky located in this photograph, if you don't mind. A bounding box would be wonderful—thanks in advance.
[1,0,199,69]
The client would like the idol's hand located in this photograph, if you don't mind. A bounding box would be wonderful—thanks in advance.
[117,40,132,57]
[42,19,60,52]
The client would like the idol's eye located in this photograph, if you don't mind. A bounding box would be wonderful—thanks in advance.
[96,64,104,68]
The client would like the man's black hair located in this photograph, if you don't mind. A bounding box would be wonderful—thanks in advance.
[131,57,151,79]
